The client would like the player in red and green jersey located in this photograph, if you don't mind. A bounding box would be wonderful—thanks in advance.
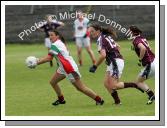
[37,30,104,106]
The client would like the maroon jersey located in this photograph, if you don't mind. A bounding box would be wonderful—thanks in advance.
[132,35,155,66]
[40,22,61,37]
[97,34,123,65]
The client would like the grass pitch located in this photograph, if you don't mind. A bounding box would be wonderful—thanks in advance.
[5,40,155,116]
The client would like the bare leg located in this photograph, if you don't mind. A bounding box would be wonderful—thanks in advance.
[77,46,83,66]
[104,72,121,104]
[48,48,53,67]
[50,72,66,97]
[104,73,111,93]
[49,72,66,105]
[136,76,150,91]
[71,77,103,104]
[106,72,121,91]
[136,76,155,104]
[72,78,97,99]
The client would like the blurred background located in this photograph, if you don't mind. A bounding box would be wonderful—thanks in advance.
[5,5,155,43]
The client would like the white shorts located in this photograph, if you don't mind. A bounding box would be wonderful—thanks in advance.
[45,38,52,48]
[139,59,155,79]
[75,37,90,48]
[106,58,124,79]
[56,66,82,83]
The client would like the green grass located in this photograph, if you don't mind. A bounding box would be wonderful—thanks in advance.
[5,40,155,116]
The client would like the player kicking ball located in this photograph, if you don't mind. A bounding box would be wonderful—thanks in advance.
[26,30,104,106]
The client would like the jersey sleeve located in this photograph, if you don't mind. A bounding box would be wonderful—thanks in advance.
[49,45,59,56]
[39,21,47,29]
[134,38,143,48]
[101,37,107,50]
[40,24,45,29]
[53,22,61,28]
[97,40,102,52]
[97,37,106,52]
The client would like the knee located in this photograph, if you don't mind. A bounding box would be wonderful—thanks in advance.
[137,76,146,83]
[104,80,108,88]
[104,81,115,90]
[87,49,92,54]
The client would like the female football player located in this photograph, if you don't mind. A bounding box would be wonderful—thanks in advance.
[36,30,104,106]
[73,10,96,66]
[129,25,155,104]
[89,24,143,105]
[38,14,64,67]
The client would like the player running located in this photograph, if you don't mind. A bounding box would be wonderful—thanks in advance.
[73,10,96,66]
[129,25,155,105]
[36,30,104,106]
[88,23,143,105]
[38,14,64,67]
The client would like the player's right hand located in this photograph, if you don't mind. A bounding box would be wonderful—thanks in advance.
[89,65,97,73]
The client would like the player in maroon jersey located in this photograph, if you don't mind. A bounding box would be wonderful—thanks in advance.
[129,25,155,105]
[88,23,143,105]
[38,14,64,67]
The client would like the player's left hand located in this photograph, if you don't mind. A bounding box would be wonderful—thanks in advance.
[89,65,97,73]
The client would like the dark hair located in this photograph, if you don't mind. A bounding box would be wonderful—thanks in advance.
[129,25,142,36]
[51,30,66,44]
[90,23,117,39]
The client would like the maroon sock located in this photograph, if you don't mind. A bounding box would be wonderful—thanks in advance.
[111,90,120,104]
[124,82,137,88]
[146,89,154,97]
[58,95,64,102]
[124,82,144,93]
[95,96,102,102]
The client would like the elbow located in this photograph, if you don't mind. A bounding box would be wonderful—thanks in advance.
[47,55,53,61]
[61,23,65,26]
[48,56,53,61]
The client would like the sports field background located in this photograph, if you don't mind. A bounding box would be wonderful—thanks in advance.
[5,40,155,116]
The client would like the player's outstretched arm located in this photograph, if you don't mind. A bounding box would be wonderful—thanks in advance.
[138,43,146,60]
[95,49,106,67]
[58,21,65,26]
[37,55,53,65]
[89,49,106,73]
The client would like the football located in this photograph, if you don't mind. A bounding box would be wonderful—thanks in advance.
[25,56,38,68]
